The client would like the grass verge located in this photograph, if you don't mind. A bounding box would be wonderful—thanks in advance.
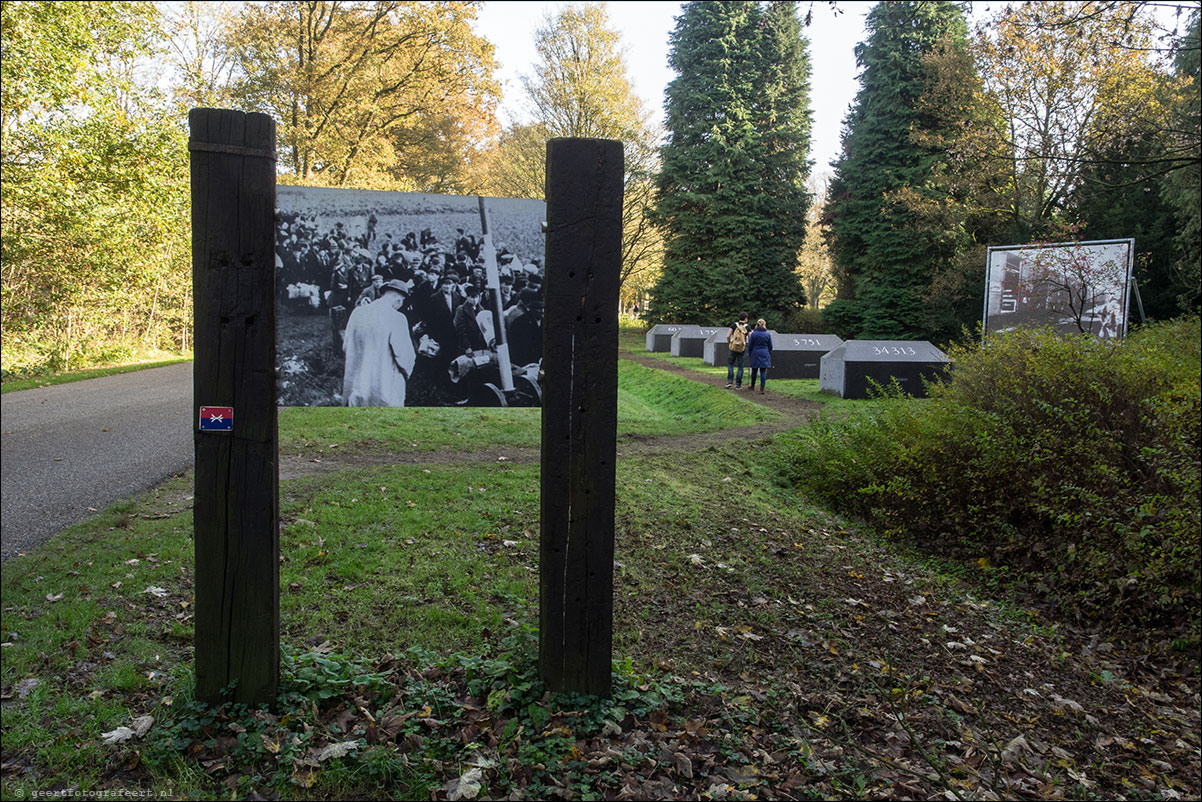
[1,357,193,394]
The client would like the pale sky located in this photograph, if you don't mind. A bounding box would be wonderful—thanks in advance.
[473,1,1197,175]
[473,0,872,175]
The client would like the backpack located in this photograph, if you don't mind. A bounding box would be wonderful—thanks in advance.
[729,322,748,353]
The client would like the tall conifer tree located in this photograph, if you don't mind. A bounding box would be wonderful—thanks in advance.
[1161,10,1201,312]
[649,1,811,326]
[823,1,971,340]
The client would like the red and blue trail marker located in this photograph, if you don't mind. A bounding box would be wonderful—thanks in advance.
[199,406,234,432]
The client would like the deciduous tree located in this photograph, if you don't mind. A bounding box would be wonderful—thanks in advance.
[227,1,500,191]
[160,0,238,110]
[796,174,835,309]
[481,3,662,299]
[1,1,191,375]
[972,1,1178,237]
[520,3,648,143]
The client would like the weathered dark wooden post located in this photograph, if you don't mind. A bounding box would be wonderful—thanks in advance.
[539,138,624,696]
[189,108,279,704]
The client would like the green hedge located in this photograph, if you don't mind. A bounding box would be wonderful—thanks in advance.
[775,318,1201,630]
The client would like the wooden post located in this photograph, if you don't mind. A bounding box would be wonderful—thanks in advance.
[189,108,279,704]
[539,138,624,696]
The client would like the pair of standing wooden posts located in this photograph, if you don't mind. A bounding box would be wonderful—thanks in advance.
[190,108,623,703]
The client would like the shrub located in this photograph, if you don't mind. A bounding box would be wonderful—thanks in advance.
[782,306,827,334]
[775,318,1201,631]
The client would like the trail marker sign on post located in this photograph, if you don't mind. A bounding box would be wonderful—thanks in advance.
[198,406,234,432]
[189,108,279,705]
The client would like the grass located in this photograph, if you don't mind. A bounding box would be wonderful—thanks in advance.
[0,477,196,796]
[0,354,779,799]
[2,339,1198,800]
[0,355,193,394]
[278,463,540,655]
[280,358,778,456]
[615,359,779,432]
[10,428,1196,800]
[279,406,541,455]
[0,437,904,799]
[620,324,884,415]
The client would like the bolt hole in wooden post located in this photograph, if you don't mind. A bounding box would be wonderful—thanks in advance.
[539,138,623,697]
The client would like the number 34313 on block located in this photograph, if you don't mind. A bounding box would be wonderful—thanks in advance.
[198,406,234,432]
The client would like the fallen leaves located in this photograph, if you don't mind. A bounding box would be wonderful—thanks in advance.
[443,767,483,801]
[1051,693,1084,712]
[100,715,152,745]
[5,447,1197,802]
[314,740,358,762]
[14,678,40,698]
[101,727,136,745]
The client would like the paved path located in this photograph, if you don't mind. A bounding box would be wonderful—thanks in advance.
[1,363,193,562]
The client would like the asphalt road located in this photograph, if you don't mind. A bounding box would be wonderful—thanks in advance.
[1,363,194,562]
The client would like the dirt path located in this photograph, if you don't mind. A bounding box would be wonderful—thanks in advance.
[618,348,824,423]
[280,350,823,479]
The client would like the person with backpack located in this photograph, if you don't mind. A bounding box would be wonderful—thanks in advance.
[748,318,773,394]
[725,312,750,388]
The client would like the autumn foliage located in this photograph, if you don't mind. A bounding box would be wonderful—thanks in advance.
[776,317,1202,633]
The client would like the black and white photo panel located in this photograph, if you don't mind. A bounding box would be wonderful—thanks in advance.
[275,187,546,407]
[982,239,1134,341]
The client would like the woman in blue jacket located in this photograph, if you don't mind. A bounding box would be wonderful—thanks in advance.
[747,318,773,394]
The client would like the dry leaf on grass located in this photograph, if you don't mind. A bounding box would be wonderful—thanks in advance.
[443,767,483,801]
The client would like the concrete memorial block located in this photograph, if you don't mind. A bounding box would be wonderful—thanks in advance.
[703,330,727,366]
[820,340,949,399]
[670,325,724,358]
[704,329,777,366]
[645,324,684,352]
[770,334,844,379]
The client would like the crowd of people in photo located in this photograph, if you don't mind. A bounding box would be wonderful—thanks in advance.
[275,209,544,406]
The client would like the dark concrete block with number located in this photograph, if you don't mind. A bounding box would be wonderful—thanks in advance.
[645,324,685,352]
[770,334,844,379]
[670,325,724,358]
[820,340,950,399]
